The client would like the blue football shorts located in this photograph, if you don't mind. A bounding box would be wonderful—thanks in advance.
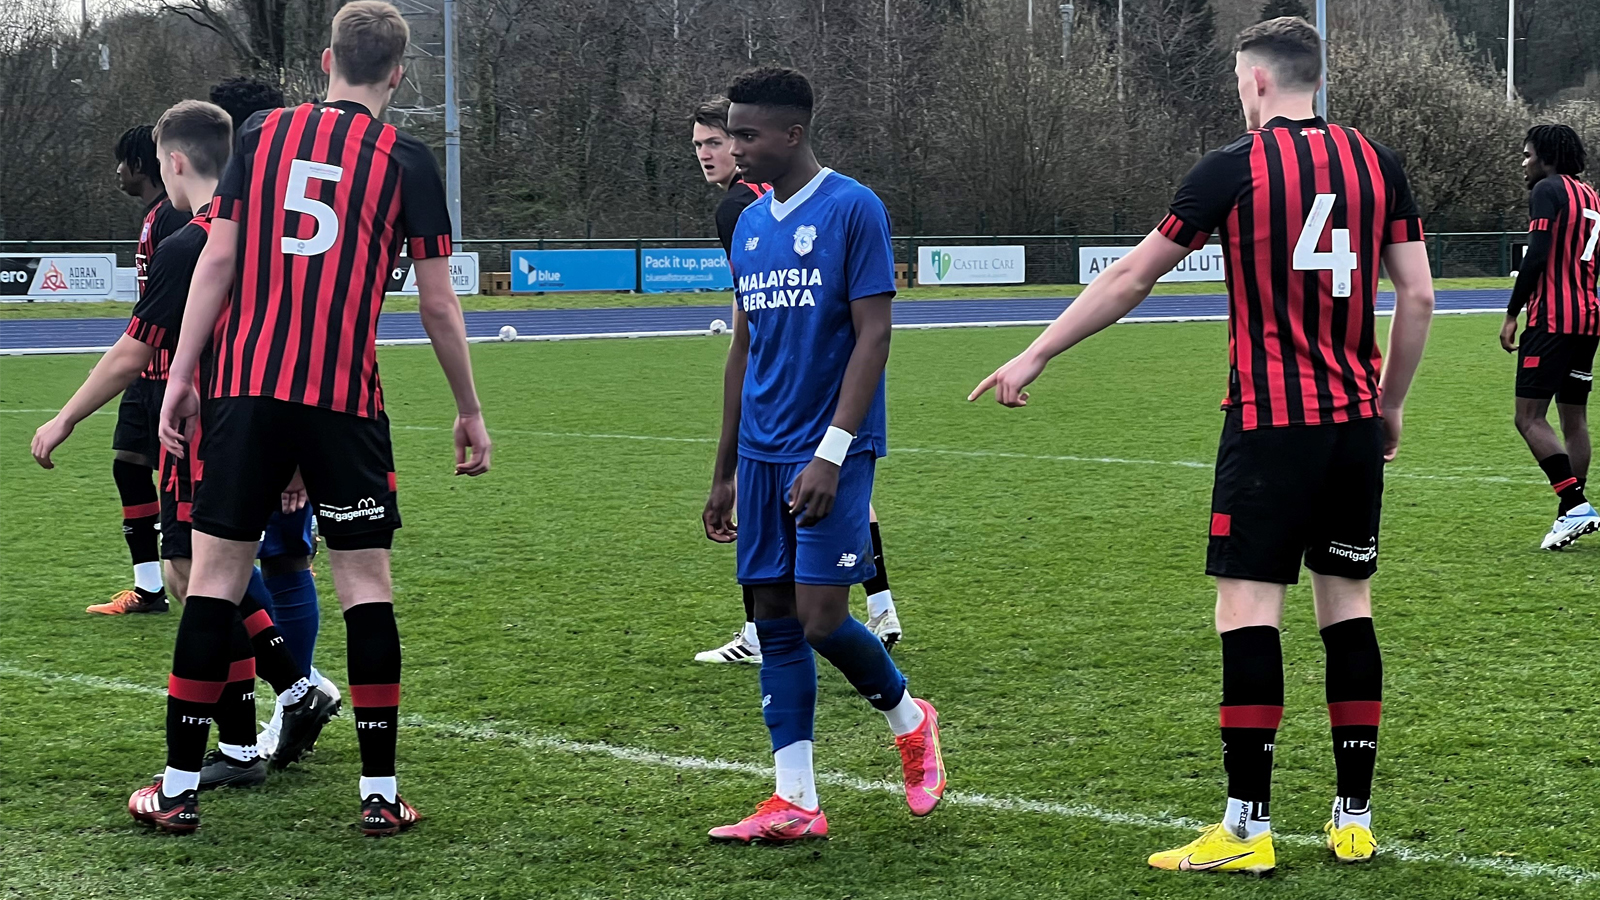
[736,451,877,587]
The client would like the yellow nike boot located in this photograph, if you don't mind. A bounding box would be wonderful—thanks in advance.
[1149,823,1276,876]
[1325,819,1378,863]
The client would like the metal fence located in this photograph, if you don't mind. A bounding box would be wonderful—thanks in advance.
[0,232,1525,284]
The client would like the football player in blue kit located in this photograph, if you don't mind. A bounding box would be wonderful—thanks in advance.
[700,66,946,843]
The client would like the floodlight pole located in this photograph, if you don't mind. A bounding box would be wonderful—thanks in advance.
[1315,0,1328,118]
[1506,0,1516,104]
[443,0,463,241]
[1115,0,1124,102]
[1059,3,1074,62]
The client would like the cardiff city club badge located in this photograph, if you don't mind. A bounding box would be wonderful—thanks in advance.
[793,225,816,256]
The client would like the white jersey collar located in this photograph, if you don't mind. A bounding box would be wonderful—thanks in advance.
[768,167,834,223]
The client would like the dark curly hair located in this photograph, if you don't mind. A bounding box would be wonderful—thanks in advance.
[727,66,814,120]
[114,124,162,186]
[209,77,286,130]
[1526,124,1586,176]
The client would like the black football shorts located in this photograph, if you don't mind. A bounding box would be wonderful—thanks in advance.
[1206,409,1385,585]
[112,377,167,462]
[1516,329,1597,405]
[192,397,400,550]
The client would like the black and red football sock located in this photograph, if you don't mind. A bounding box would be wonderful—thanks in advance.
[1322,616,1382,810]
[113,459,162,592]
[742,584,756,624]
[213,620,259,761]
[164,595,236,792]
[346,602,402,786]
[239,592,310,703]
[863,521,891,599]
[1219,624,1283,835]
[1538,453,1588,514]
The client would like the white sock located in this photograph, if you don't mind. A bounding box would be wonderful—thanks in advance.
[1332,796,1371,830]
[1224,797,1271,839]
[883,692,925,736]
[218,741,258,763]
[742,621,760,648]
[866,590,895,619]
[133,562,163,593]
[360,776,398,803]
[773,741,818,810]
[160,768,200,797]
[277,677,312,707]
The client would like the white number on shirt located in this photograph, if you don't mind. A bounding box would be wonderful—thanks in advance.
[281,159,345,257]
[1292,193,1357,298]
[1580,208,1600,263]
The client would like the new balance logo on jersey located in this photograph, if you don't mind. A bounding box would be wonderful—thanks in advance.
[837,553,859,567]
[744,236,760,251]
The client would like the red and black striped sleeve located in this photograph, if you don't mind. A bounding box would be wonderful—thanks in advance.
[1160,142,1252,250]
[393,133,454,259]
[1372,141,1425,244]
[212,108,271,223]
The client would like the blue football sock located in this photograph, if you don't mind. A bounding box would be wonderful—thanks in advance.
[809,615,907,711]
[263,569,320,674]
[755,617,816,752]
[243,567,276,618]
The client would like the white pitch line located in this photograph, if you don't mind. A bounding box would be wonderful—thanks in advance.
[391,424,1545,486]
[0,412,1544,486]
[0,663,1592,884]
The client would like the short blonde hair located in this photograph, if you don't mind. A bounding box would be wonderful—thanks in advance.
[154,100,233,178]
[332,1,409,87]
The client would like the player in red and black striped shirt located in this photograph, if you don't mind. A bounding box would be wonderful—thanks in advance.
[1500,125,1600,549]
[155,1,491,836]
[92,125,190,615]
[36,103,330,810]
[971,18,1435,872]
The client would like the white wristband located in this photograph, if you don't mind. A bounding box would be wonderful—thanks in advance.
[815,426,854,466]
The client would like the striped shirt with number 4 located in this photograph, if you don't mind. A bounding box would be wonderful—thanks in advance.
[1157,115,1425,430]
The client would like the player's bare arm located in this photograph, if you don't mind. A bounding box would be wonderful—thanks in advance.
[1378,242,1437,462]
[788,293,891,527]
[415,255,491,476]
[704,306,750,543]
[31,335,159,468]
[158,217,238,458]
[969,232,1194,407]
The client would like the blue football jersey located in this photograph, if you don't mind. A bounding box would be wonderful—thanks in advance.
[730,168,896,463]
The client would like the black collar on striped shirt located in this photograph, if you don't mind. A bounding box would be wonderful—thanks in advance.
[1262,115,1328,131]
[323,99,374,118]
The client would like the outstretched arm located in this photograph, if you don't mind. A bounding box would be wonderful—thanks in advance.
[969,232,1193,406]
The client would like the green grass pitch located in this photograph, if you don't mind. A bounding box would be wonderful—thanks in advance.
[1,314,1596,899]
